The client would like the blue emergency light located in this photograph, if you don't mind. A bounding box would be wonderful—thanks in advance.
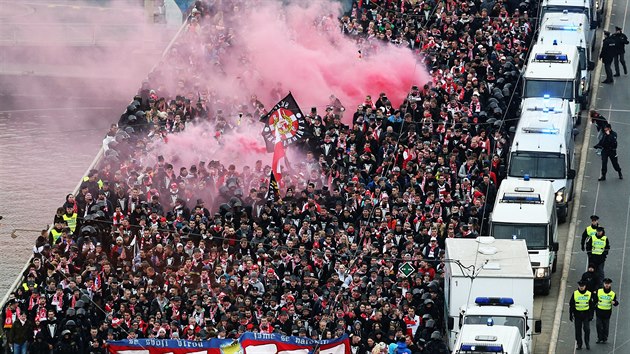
[534,53,569,61]
[459,344,504,352]
[524,174,530,181]
[522,127,560,134]
[547,24,579,31]
[501,194,541,202]
[475,297,515,305]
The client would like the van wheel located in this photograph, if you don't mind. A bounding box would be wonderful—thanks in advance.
[540,280,551,295]
[552,256,558,273]
[559,210,567,224]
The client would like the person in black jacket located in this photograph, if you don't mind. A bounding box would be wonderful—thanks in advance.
[581,263,600,293]
[612,26,629,75]
[600,31,618,83]
[594,124,623,180]
[570,281,596,350]
[7,312,33,354]
[590,111,608,152]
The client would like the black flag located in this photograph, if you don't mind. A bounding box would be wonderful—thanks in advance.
[261,92,307,152]
[265,170,280,204]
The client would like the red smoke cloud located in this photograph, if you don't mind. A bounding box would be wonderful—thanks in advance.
[233,1,429,109]
[148,0,430,171]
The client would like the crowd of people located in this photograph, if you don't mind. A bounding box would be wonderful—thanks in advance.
[2,0,541,353]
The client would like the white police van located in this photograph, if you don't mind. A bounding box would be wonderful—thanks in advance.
[541,0,601,29]
[538,11,595,104]
[490,179,559,295]
[507,97,577,223]
[522,43,584,124]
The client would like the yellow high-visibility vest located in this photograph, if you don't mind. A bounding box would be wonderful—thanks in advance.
[574,290,591,311]
[597,289,616,310]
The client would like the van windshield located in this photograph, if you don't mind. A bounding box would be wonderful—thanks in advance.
[509,151,566,179]
[524,79,575,99]
[492,223,548,248]
[543,6,589,16]
[463,315,525,338]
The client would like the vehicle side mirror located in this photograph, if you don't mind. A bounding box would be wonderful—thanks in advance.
[588,61,595,71]
[534,320,542,334]
[591,21,598,30]
[509,126,516,134]
[448,317,454,330]
[573,128,580,136]
[553,242,559,252]
[568,169,576,179]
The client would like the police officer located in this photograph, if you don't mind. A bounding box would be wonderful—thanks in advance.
[590,111,608,153]
[612,26,629,76]
[601,31,617,83]
[581,215,600,252]
[596,278,619,344]
[594,123,623,181]
[570,281,595,350]
[585,227,610,284]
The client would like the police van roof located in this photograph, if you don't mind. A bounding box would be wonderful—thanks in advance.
[510,97,572,153]
[542,0,592,9]
[538,12,589,48]
[492,179,556,224]
[524,43,580,80]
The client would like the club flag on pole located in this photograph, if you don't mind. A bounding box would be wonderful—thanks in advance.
[265,170,280,204]
[261,92,307,152]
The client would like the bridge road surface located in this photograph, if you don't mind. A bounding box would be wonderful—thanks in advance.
[554,0,630,351]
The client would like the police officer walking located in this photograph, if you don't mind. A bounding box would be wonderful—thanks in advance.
[581,215,601,252]
[601,31,618,83]
[590,111,608,153]
[596,278,619,344]
[570,280,595,350]
[585,227,610,284]
[594,123,623,181]
[612,26,629,76]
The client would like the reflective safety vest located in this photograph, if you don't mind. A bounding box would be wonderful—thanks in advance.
[597,289,616,310]
[63,213,77,233]
[50,228,63,244]
[574,290,592,311]
[586,225,598,239]
[591,235,607,255]
[82,176,104,190]
[22,282,37,291]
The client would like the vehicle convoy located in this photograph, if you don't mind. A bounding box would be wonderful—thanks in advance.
[507,97,577,222]
[490,178,559,295]
[444,237,541,353]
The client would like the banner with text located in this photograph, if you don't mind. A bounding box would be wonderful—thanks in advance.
[107,333,350,354]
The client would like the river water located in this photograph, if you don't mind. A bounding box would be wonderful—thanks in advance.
[0,94,120,299]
